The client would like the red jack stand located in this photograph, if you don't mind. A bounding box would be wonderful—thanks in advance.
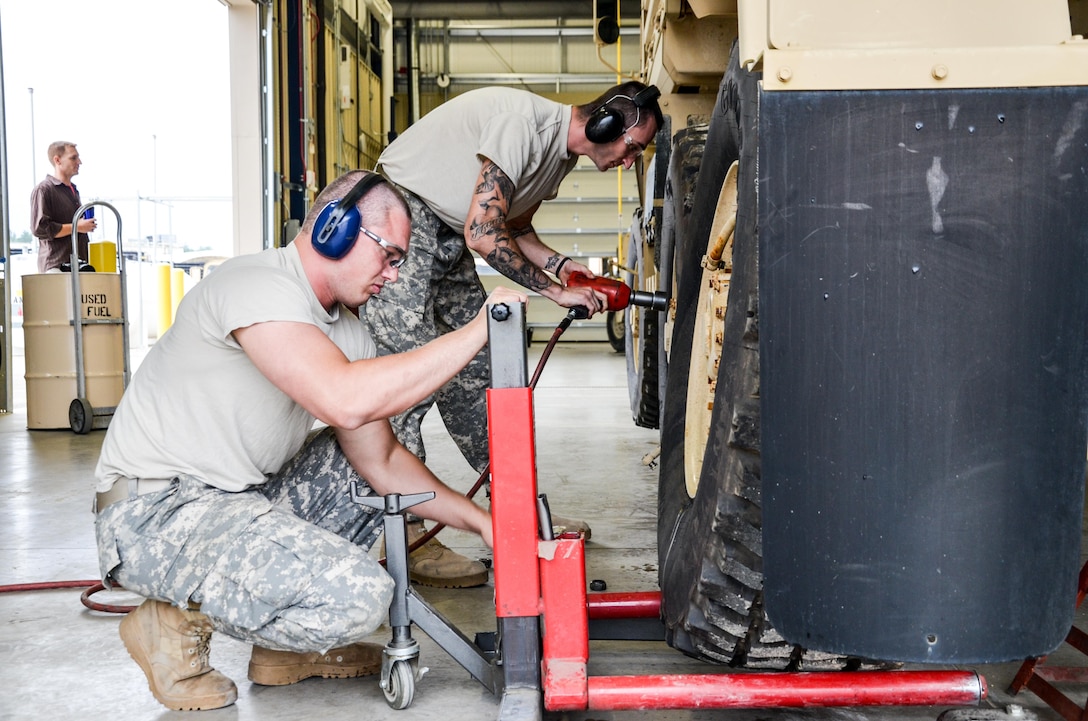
[483,302,987,719]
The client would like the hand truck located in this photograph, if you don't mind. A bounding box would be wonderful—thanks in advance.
[67,200,131,434]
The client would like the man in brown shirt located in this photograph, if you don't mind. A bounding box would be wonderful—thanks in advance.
[30,141,97,272]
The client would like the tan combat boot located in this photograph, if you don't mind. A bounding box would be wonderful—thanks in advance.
[248,642,383,685]
[549,513,592,540]
[403,520,489,588]
[119,599,237,711]
[488,497,592,540]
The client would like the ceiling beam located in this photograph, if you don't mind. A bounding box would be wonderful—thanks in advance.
[390,1,642,20]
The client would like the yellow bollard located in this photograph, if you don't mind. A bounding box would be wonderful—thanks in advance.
[171,268,185,324]
[157,264,173,337]
[89,241,117,273]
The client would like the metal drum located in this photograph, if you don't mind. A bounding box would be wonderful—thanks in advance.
[23,273,124,430]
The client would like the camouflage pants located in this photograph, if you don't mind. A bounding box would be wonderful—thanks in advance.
[94,427,394,653]
[361,186,491,474]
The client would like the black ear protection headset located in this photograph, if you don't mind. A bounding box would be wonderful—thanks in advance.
[312,171,388,259]
[584,84,662,144]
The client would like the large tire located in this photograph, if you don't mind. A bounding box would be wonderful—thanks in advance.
[647,114,672,274]
[656,42,856,670]
[657,119,707,415]
[624,216,660,428]
[647,116,674,417]
[606,310,625,353]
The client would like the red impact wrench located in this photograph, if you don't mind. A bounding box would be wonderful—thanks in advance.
[564,271,669,319]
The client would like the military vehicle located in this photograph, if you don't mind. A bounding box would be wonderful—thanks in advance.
[623,0,1088,668]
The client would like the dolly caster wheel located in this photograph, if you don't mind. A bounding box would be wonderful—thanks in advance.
[69,397,94,434]
[383,658,416,710]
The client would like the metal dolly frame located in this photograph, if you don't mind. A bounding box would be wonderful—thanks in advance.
[67,201,131,434]
[361,301,988,719]
[352,486,503,709]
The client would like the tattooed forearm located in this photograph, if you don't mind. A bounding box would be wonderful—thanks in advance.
[487,247,552,292]
[474,162,515,208]
[469,216,506,245]
[543,253,563,272]
[469,209,552,292]
[469,160,555,292]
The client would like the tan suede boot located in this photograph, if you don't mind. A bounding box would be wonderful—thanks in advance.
[402,521,489,588]
[549,513,592,540]
[119,599,237,711]
[248,642,384,686]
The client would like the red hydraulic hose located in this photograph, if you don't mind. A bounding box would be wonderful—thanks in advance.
[0,580,99,593]
[393,312,575,559]
[0,579,136,614]
[80,582,138,614]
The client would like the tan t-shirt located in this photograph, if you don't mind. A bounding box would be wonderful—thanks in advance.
[95,243,376,493]
[376,86,578,230]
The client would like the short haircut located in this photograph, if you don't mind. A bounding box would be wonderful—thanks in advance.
[47,141,76,163]
[302,170,411,234]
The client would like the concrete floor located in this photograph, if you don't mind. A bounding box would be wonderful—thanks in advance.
[1,338,1085,721]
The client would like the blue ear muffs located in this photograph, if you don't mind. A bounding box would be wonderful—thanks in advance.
[585,85,662,144]
[312,172,386,259]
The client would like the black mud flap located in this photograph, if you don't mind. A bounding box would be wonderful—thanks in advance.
[759,86,1088,663]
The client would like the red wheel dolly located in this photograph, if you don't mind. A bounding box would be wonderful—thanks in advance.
[360,300,988,720]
